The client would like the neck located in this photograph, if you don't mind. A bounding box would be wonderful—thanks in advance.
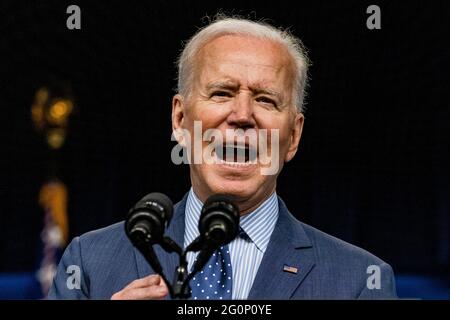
[236,186,276,216]
[191,183,276,217]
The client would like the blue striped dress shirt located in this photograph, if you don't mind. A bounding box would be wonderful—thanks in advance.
[184,188,279,299]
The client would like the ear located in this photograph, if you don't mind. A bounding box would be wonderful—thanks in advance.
[284,112,304,162]
[172,94,186,146]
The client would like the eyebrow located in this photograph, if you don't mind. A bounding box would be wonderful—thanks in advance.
[206,81,239,92]
[206,81,282,101]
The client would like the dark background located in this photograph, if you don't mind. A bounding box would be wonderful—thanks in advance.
[0,0,448,293]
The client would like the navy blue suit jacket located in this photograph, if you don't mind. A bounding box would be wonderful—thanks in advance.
[48,195,397,299]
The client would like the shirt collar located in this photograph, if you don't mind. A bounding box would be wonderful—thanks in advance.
[184,187,279,253]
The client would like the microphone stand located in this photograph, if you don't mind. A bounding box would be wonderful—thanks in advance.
[162,236,216,299]
[133,233,209,299]
[158,237,192,299]
[169,238,202,299]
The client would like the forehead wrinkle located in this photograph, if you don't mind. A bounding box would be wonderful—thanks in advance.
[198,40,292,102]
[194,34,296,87]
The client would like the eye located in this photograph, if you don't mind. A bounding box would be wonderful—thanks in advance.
[256,96,277,107]
[210,91,232,98]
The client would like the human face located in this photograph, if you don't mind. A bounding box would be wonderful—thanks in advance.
[172,35,304,214]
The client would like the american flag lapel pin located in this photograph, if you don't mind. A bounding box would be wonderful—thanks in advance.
[283,265,298,274]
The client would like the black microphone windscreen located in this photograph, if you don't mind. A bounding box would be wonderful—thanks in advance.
[125,192,174,245]
[200,194,240,245]
[137,192,174,222]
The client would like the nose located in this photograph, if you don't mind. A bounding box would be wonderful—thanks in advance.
[226,92,256,129]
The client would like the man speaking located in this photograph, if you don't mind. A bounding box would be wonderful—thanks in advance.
[48,16,397,299]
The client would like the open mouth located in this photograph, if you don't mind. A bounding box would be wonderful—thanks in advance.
[214,143,258,165]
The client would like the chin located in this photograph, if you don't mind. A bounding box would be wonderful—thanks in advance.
[206,175,262,200]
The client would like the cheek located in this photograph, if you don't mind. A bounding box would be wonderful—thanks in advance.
[188,102,229,128]
[256,113,292,149]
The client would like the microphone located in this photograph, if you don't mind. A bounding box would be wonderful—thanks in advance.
[190,194,240,273]
[200,194,240,246]
[124,192,174,288]
[125,192,173,246]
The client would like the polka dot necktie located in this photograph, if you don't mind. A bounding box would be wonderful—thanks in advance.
[190,244,232,300]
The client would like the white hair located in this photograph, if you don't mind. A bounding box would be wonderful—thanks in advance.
[177,16,310,112]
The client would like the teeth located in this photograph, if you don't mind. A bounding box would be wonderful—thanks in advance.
[216,144,258,164]
[213,150,256,166]
[217,157,253,167]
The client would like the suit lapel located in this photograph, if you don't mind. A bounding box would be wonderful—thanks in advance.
[248,198,315,299]
[134,194,188,285]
